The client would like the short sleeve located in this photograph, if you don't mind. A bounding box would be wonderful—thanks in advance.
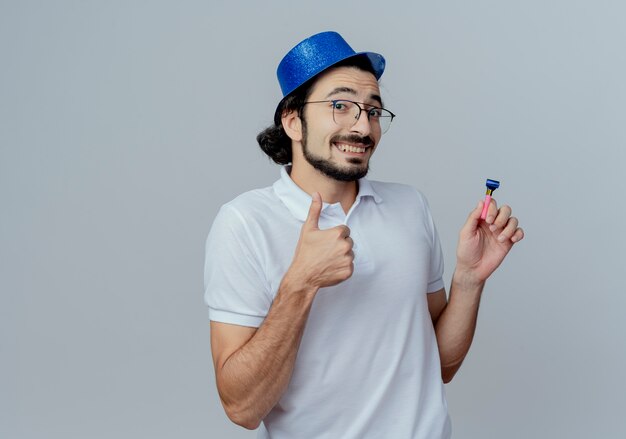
[416,190,445,293]
[203,204,272,327]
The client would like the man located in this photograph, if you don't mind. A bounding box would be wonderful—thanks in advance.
[204,31,523,438]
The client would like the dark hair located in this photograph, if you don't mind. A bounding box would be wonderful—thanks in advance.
[256,56,377,165]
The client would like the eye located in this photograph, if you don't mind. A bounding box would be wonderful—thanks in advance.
[332,101,350,112]
[368,108,383,118]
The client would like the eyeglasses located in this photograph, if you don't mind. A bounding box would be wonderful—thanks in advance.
[302,100,396,134]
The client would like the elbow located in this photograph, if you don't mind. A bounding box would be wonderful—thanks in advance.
[231,416,261,431]
[216,374,263,429]
[234,418,261,431]
[441,364,459,384]
[223,402,262,430]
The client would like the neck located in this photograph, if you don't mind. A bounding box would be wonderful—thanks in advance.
[289,162,358,215]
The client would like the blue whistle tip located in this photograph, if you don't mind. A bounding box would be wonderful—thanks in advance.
[486,179,500,190]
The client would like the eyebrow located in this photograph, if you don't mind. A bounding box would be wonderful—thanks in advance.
[325,87,383,107]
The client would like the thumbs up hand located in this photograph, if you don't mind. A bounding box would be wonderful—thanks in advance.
[287,192,354,290]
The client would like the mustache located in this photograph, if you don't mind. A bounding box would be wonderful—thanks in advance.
[330,134,374,147]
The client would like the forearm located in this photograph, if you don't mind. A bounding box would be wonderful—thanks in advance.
[216,274,317,429]
[434,270,485,382]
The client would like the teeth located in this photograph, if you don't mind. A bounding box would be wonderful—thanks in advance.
[337,144,366,153]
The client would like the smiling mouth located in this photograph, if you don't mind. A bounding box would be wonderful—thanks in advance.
[333,143,368,154]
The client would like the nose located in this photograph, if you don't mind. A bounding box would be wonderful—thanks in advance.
[350,108,373,136]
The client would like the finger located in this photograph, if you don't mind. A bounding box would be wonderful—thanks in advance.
[496,216,518,242]
[511,227,524,243]
[345,237,354,248]
[345,261,354,279]
[304,192,322,230]
[461,200,484,235]
[490,205,512,231]
[335,224,351,239]
[485,197,498,224]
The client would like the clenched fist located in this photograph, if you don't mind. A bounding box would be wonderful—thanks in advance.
[287,192,354,289]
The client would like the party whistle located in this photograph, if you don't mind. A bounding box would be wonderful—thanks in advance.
[480,179,500,220]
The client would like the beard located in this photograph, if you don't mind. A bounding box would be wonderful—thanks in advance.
[300,119,374,182]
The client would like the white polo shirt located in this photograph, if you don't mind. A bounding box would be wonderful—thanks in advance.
[204,166,451,439]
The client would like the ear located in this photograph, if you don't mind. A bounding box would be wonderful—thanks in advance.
[281,109,303,142]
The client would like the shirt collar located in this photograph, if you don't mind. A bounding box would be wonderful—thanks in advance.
[272,165,383,222]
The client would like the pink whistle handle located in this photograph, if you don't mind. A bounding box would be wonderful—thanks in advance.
[480,195,492,220]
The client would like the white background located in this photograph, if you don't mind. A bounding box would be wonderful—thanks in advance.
[2,1,625,438]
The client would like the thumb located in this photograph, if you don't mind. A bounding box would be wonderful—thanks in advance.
[461,200,483,235]
[304,192,322,230]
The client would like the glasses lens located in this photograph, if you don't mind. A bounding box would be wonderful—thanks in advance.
[377,110,394,134]
[331,100,356,128]
[331,100,394,134]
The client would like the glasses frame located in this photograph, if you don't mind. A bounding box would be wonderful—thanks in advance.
[301,99,396,134]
